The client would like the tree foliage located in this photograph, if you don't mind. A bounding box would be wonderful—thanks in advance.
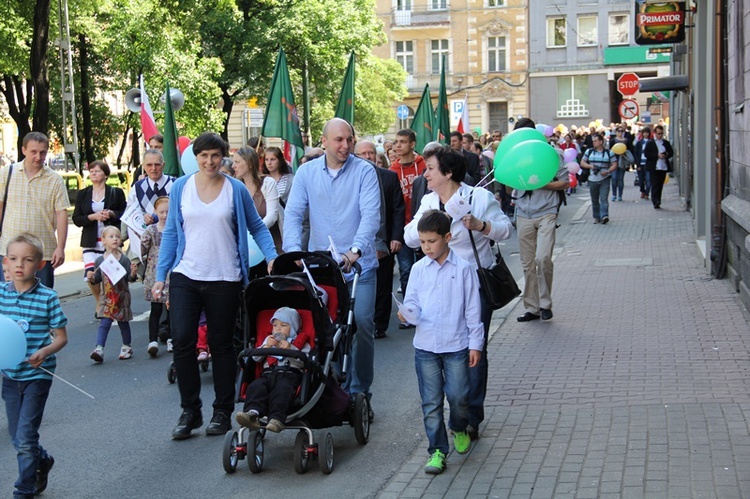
[0,0,405,162]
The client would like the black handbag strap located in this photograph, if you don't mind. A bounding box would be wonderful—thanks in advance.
[0,165,13,233]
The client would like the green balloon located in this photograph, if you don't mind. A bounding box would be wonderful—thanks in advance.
[494,128,546,166]
[494,140,560,191]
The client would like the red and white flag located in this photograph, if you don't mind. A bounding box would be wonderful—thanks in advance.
[456,94,470,134]
[140,74,158,146]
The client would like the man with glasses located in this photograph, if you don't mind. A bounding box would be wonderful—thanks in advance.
[644,125,673,209]
[126,149,175,260]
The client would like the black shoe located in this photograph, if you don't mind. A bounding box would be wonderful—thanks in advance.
[467,425,479,441]
[374,330,387,339]
[172,410,203,440]
[206,412,231,435]
[398,322,414,329]
[35,454,54,494]
[654,204,661,209]
[516,312,540,322]
[368,407,375,424]
[540,308,553,321]
[601,216,609,225]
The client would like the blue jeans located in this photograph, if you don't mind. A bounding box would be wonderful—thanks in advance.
[468,291,492,429]
[610,169,625,199]
[396,245,417,293]
[637,166,651,194]
[589,179,611,220]
[343,268,376,398]
[414,348,470,455]
[169,272,242,415]
[2,377,52,496]
[96,318,132,347]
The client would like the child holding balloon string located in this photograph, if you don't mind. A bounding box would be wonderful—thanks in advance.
[86,226,139,362]
[1,232,68,497]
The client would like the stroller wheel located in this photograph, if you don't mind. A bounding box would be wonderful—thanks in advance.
[247,430,264,473]
[319,431,334,474]
[293,430,310,474]
[167,362,177,384]
[353,393,370,445]
[222,431,240,473]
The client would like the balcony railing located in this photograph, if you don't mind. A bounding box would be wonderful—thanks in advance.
[392,7,450,27]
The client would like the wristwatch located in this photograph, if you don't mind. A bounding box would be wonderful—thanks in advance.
[350,247,362,257]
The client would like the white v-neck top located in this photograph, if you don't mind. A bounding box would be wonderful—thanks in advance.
[173,176,241,281]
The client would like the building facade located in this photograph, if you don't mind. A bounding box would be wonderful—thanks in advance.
[372,0,529,141]
[528,0,671,128]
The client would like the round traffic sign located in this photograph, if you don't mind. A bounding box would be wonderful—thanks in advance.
[618,99,640,120]
[617,73,640,97]
[397,104,409,120]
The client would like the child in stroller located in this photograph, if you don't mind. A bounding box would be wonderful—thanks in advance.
[235,307,314,432]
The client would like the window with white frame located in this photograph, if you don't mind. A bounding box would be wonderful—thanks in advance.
[557,76,589,118]
[546,17,566,47]
[431,40,449,74]
[487,36,507,72]
[577,16,598,47]
[395,0,412,10]
[608,13,629,45]
[395,41,414,74]
[430,0,447,9]
[487,0,505,6]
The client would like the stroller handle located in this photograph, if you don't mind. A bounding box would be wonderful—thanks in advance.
[238,347,312,369]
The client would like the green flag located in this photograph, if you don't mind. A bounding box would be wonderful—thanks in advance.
[335,52,355,124]
[435,56,450,145]
[162,82,183,177]
[410,84,434,154]
[261,49,304,166]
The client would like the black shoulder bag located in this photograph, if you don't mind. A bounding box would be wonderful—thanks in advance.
[0,165,13,236]
[467,192,520,310]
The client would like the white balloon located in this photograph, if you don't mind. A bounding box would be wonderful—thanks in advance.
[181,144,198,175]
[247,232,265,267]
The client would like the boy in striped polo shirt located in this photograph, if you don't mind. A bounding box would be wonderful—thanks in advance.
[1,232,68,497]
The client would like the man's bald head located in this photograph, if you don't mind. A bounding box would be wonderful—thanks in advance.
[354,140,377,163]
[322,118,354,168]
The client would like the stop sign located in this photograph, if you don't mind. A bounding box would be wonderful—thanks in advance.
[617,73,640,97]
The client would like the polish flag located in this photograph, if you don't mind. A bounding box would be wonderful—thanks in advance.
[140,74,158,145]
[456,94,469,134]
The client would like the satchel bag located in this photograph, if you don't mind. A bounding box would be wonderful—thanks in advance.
[468,227,520,310]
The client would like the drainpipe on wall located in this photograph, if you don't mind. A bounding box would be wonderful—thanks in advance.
[711,0,729,278]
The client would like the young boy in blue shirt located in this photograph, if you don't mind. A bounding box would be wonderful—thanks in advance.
[398,210,484,474]
[1,233,68,497]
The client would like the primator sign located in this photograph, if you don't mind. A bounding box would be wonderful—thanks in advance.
[634,0,686,45]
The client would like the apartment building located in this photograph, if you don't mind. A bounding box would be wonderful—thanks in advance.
[528,0,672,128]
[372,0,529,138]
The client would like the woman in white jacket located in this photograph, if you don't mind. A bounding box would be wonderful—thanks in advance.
[404,145,513,441]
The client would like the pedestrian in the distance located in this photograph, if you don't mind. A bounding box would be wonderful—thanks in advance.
[1,232,68,497]
[86,226,139,363]
[399,210,483,475]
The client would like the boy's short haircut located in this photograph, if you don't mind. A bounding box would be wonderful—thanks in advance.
[417,210,451,236]
[6,232,44,261]
[396,129,416,143]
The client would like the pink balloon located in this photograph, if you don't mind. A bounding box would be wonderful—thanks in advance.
[565,161,580,174]
[544,126,554,138]
[563,148,578,163]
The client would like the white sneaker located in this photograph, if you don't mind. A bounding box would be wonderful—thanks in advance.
[147,341,159,358]
[197,350,209,362]
[119,345,133,360]
[90,346,104,363]
[167,339,174,353]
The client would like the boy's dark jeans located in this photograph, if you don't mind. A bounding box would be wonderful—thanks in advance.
[2,377,53,497]
[243,368,303,423]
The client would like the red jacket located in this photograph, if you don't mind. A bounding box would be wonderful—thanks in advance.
[389,154,426,224]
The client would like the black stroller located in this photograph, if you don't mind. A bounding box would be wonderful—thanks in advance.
[221,252,370,475]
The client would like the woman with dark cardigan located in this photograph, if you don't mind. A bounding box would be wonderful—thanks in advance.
[72,160,126,316]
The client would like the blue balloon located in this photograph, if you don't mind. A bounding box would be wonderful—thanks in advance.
[247,232,265,267]
[181,144,198,175]
[0,314,27,370]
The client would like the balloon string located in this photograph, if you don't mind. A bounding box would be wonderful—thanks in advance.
[473,168,497,190]
[36,366,96,400]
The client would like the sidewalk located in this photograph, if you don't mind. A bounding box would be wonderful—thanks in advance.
[380,178,750,498]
